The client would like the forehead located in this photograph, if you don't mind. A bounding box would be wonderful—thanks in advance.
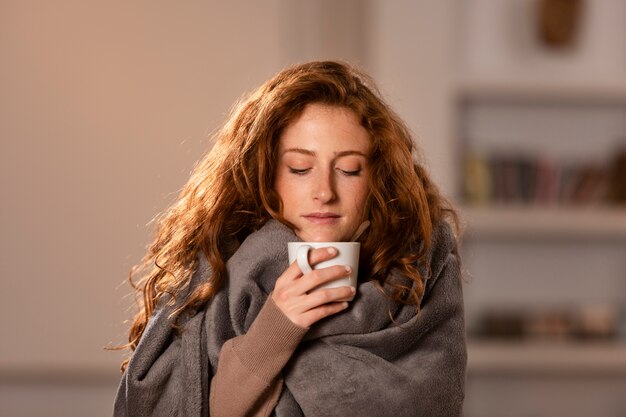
[279,104,371,153]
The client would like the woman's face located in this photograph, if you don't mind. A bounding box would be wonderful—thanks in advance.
[274,103,371,242]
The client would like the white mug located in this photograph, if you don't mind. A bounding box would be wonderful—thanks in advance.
[287,242,360,300]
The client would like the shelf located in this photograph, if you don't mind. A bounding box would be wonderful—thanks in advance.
[459,205,626,240]
[456,78,626,104]
[467,340,626,375]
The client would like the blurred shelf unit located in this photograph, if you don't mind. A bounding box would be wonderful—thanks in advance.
[467,340,626,375]
[455,2,626,415]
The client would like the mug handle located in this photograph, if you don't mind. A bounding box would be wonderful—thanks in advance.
[296,244,313,274]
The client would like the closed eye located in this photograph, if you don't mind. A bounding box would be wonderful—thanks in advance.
[337,168,361,176]
[288,167,311,175]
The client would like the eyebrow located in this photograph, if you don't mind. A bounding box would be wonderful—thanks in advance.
[282,148,368,158]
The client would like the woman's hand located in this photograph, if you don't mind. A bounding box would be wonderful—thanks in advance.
[272,247,355,328]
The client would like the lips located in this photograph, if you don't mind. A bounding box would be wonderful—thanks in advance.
[302,212,341,224]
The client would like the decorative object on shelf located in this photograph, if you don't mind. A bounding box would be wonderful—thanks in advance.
[537,0,584,48]
[473,304,622,342]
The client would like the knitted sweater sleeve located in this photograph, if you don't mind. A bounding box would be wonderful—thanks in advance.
[209,296,308,417]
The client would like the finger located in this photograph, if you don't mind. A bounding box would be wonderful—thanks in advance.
[299,301,350,327]
[280,246,338,283]
[278,260,307,283]
[306,246,339,268]
[275,264,344,299]
[297,286,356,312]
[293,264,352,294]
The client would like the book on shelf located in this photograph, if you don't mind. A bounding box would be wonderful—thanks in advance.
[462,147,626,207]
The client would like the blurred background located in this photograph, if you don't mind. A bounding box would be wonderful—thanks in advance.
[1,1,625,416]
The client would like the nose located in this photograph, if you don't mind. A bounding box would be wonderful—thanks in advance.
[312,170,336,203]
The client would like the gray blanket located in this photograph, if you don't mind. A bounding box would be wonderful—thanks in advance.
[113,219,466,416]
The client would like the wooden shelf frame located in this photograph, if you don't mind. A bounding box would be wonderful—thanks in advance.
[467,340,626,376]
[459,205,626,240]
[456,78,626,104]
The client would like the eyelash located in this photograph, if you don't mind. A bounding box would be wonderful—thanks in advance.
[288,167,310,175]
[338,168,361,176]
[287,167,361,176]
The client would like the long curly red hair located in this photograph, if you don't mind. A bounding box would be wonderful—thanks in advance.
[118,61,458,371]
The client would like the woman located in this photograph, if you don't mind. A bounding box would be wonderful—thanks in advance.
[113,61,466,417]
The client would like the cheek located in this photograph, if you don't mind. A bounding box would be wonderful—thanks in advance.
[274,175,301,215]
[347,180,370,212]
[274,169,293,198]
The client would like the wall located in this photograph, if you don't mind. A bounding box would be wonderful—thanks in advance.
[365,0,458,197]
[1,2,293,416]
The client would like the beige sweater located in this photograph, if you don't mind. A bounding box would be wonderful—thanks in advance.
[209,297,308,417]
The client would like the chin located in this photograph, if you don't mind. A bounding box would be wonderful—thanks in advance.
[303,235,332,243]
[297,230,340,242]
[309,233,347,242]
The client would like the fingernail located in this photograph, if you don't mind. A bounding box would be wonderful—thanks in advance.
[342,302,349,309]
[345,266,352,273]
[350,286,356,294]
[327,247,337,255]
